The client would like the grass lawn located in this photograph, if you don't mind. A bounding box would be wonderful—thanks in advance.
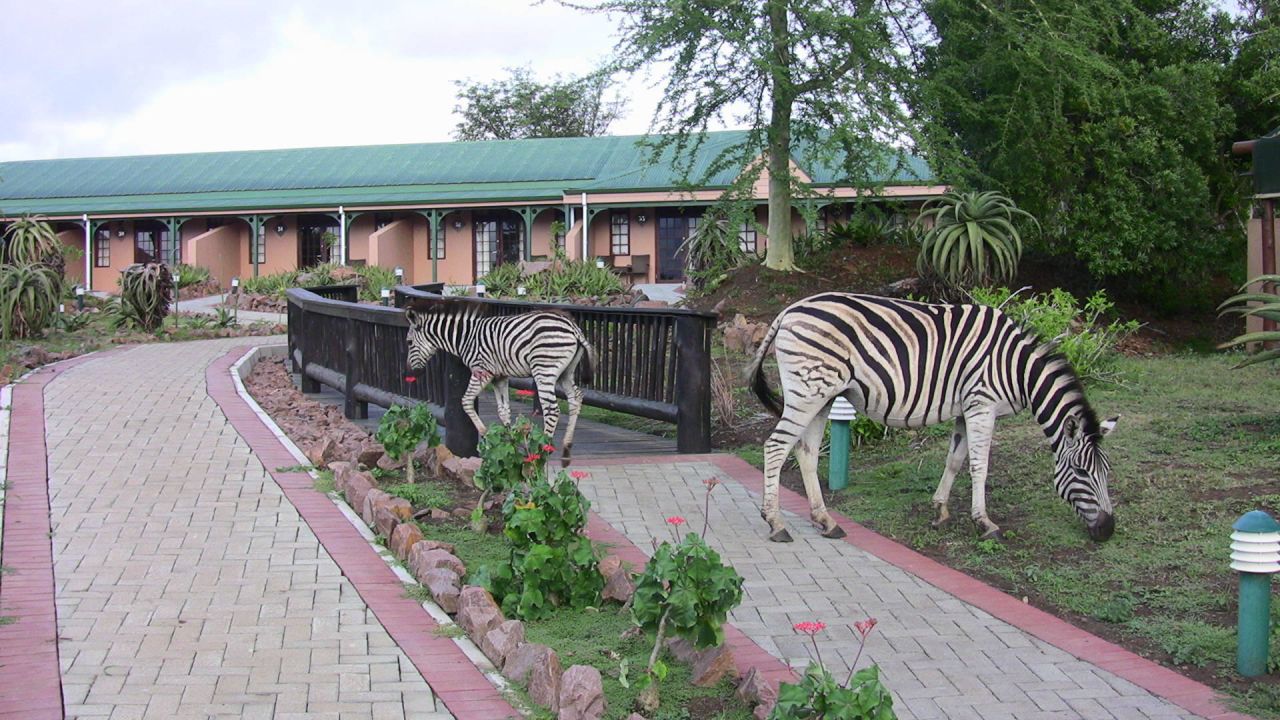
[733,353,1280,716]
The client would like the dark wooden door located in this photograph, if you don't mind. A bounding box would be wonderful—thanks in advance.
[298,215,337,268]
[474,213,524,278]
[656,210,699,281]
[134,221,168,264]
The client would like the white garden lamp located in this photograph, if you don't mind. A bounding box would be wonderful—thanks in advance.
[1231,510,1280,677]
[475,284,486,297]
[826,397,857,491]
[394,266,404,283]
[380,287,392,306]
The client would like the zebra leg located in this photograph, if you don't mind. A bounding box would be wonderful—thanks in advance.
[762,403,825,543]
[793,413,845,539]
[931,417,970,528]
[492,378,511,426]
[533,371,562,444]
[461,375,489,436]
[557,376,584,468]
[963,406,1002,539]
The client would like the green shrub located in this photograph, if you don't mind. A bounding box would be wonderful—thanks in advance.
[472,417,554,531]
[477,263,525,297]
[118,263,174,332]
[174,264,212,289]
[2,216,68,275]
[916,190,1037,290]
[477,255,625,301]
[386,482,450,510]
[969,287,1139,385]
[489,469,603,620]
[679,211,747,291]
[374,404,439,484]
[355,264,398,302]
[1217,274,1280,367]
[0,263,63,339]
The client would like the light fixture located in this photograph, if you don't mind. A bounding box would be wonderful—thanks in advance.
[117,228,126,238]
[475,283,486,297]
[275,222,287,236]
[595,259,606,269]
[380,287,392,306]
[230,276,240,293]
[453,218,465,230]
[516,286,527,296]
[636,213,648,224]
[394,266,404,282]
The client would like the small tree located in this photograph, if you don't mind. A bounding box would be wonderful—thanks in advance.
[374,404,440,484]
[453,66,626,141]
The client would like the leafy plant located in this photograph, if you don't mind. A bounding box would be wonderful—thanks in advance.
[355,264,399,302]
[374,403,439,485]
[213,306,237,328]
[51,309,92,332]
[173,264,212,289]
[916,191,1037,289]
[477,262,526,297]
[472,417,554,531]
[1217,275,1280,366]
[771,619,895,720]
[118,263,174,332]
[477,258,626,300]
[489,469,603,619]
[969,286,1139,385]
[386,482,450,510]
[679,210,747,291]
[2,216,67,275]
[0,263,63,339]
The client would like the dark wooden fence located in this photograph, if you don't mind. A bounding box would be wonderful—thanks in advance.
[287,284,716,456]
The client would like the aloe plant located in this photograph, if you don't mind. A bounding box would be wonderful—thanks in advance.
[0,263,63,339]
[1218,275,1280,366]
[3,216,67,277]
[916,190,1037,289]
[119,263,174,331]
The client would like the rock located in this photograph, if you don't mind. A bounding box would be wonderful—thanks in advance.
[480,619,525,667]
[504,642,554,683]
[690,644,736,687]
[603,565,636,604]
[722,313,768,354]
[457,586,504,641]
[409,545,467,579]
[711,298,728,319]
[385,497,413,521]
[557,665,605,720]
[344,472,375,514]
[327,461,356,494]
[442,456,482,486]
[362,489,391,527]
[377,452,406,472]
[664,637,698,664]
[422,568,462,613]
[374,505,400,537]
[633,300,669,309]
[390,523,423,560]
[451,507,473,520]
[356,442,385,468]
[421,445,454,478]
[415,538,456,554]
[522,647,561,713]
[418,507,452,522]
[736,667,778,713]
[305,435,340,467]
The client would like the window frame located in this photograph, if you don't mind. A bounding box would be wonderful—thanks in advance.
[738,219,758,254]
[94,227,111,268]
[610,211,630,255]
[252,224,266,264]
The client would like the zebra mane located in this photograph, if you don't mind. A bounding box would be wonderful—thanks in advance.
[404,296,495,318]
[1036,346,1102,440]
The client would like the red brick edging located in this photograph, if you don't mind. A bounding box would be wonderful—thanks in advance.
[206,347,518,720]
[0,351,125,720]
[577,453,1252,720]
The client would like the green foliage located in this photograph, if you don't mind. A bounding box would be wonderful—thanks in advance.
[212,306,237,328]
[0,263,63,339]
[489,470,603,620]
[173,264,212,289]
[915,0,1245,302]
[50,309,92,333]
[632,532,744,650]
[771,664,896,720]
[239,263,355,298]
[2,216,68,275]
[386,482,450,510]
[374,404,439,484]
[476,263,525,297]
[355,264,398,302]
[680,210,748,292]
[1217,275,1280,367]
[477,259,625,301]
[916,191,1035,289]
[118,263,174,332]
[969,287,1139,385]
[472,417,555,530]
[453,66,625,141]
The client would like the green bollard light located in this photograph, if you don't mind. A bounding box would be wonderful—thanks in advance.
[826,397,857,492]
[1230,510,1280,677]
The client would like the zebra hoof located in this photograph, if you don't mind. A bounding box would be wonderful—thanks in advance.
[768,528,794,543]
[930,516,951,529]
[980,527,1005,541]
[821,523,847,539]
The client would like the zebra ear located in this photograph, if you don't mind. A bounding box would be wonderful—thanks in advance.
[1063,416,1080,439]
[403,307,417,323]
[1100,415,1120,436]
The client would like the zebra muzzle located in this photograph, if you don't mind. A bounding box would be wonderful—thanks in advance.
[1087,511,1115,542]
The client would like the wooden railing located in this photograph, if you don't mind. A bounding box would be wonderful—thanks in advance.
[287,284,715,456]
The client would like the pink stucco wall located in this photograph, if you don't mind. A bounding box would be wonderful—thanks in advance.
[57,229,86,288]
[368,218,416,284]
[187,224,243,291]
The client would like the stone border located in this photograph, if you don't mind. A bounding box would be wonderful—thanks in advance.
[208,345,520,719]
[575,453,1254,720]
[0,348,128,720]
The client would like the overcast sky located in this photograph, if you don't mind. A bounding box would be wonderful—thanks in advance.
[0,0,672,161]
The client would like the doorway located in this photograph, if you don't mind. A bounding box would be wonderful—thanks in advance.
[656,209,700,281]
[474,211,524,278]
[298,214,338,268]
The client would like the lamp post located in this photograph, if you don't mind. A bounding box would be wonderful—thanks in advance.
[74,285,85,311]
[380,287,391,307]
[1231,509,1280,677]
[826,397,857,491]
[394,266,404,285]
[516,285,527,296]
[476,284,486,298]
[230,277,240,324]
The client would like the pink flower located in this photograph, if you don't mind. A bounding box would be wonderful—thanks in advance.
[665,516,686,527]
[570,470,590,480]
[524,453,541,463]
[794,621,827,636]
[515,389,536,397]
[542,443,556,453]
[854,618,878,638]
[703,476,721,489]
[404,376,417,383]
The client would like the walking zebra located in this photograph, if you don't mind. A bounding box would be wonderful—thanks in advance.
[403,298,595,465]
[745,292,1118,543]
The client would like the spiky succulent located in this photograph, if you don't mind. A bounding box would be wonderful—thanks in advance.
[916,190,1037,289]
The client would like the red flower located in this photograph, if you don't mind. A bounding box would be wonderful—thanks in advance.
[793,621,827,636]
[404,375,417,383]
[665,516,686,527]
[703,476,721,489]
[515,389,536,397]
[854,618,878,638]
[570,470,589,480]
[524,453,541,462]
[542,444,556,452]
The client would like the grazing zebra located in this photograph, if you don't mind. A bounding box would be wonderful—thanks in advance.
[403,298,595,465]
[745,292,1118,544]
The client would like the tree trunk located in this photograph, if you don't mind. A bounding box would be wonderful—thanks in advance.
[764,0,797,271]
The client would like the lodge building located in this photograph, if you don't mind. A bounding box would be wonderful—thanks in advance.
[0,131,943,291]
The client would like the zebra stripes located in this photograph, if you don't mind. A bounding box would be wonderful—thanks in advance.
[404,299,595,465]
[745,292,1117,543]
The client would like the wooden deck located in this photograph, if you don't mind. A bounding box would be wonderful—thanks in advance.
[293,373,678,458]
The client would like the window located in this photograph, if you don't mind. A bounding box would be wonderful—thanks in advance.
[554,212,566,251]
[160,229,181,266]
[252,225,266,264]
[134,224,164,264]
[474,219,497,277]
[434,225,446,260]
[94,228,111,267]
[610,212,630,255]
[739,220,758,254]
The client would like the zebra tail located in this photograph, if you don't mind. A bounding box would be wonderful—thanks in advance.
[572,325,596,386]
[745,313,786,417]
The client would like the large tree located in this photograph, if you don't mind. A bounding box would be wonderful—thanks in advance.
[562,0,924,271]
[452,67,626,141]
[914,0,1247,303]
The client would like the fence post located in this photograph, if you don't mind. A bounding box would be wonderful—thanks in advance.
[297,306,320,393]
[443,354,480,457]
[674,314,712,453]
[343,316,367,419]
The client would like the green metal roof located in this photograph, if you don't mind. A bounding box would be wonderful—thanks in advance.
[0,131,936,216]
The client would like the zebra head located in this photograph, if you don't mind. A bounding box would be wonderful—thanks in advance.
[403,306,440,372]
[1054,413,1119,541]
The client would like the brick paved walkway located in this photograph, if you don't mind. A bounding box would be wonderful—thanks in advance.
[29,340,456,719]
[577,457,1237,720]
